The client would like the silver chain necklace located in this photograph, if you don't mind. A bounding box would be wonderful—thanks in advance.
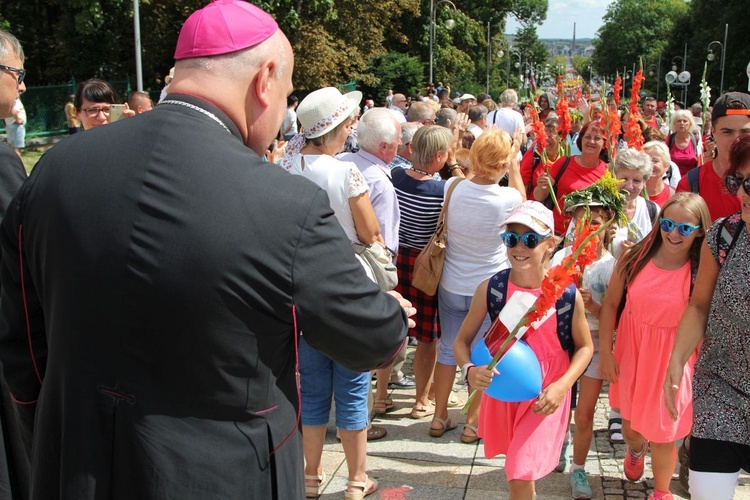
[160,99,231,135]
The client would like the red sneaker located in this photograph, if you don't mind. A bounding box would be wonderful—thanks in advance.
[647,491,674,500]
[624,444,646,481]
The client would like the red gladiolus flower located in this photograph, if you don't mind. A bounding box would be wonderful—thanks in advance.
[629,69,645,116]
[529,106,548,151]
[613,77,622,107]
[624,114,645,150]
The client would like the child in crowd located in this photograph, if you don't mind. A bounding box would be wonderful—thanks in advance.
[454,201,593,499]
[599,193,710,500]
[555,174,628,499]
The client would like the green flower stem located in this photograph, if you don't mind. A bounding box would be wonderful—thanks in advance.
[461,218,614,414]
[545,168,564,215]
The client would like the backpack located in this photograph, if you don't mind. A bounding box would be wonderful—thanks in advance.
[685,167,700,194]
[645,199,658,223]
[716,212,745,266]
[486,268,576,359]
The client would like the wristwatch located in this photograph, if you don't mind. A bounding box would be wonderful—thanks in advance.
[461,362,475,385]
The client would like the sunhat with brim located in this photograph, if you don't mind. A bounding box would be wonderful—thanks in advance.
[499,201,554,236]
[297,87,362,139]
[174,0,278,60]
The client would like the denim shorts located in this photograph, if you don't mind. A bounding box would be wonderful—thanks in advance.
[437,286,490,366]
[298,336,370,430]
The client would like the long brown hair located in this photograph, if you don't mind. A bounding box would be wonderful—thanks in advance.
[615,192,710,284]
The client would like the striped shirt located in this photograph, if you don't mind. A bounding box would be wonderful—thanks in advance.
[391,168,445,250]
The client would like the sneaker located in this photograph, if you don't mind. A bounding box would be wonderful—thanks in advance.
[624,444,646,481]
[555,439,569,473]
[647,491,674,500]
[570,469,592,499]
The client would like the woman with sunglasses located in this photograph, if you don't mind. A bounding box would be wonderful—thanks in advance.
[599,192,711,500]
[74,79,133,130]
[664,135,750,500]
[453,200,592,499]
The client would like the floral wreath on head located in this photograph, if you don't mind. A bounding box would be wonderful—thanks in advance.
[562,170,629,227]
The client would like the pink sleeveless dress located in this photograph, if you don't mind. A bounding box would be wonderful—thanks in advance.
[609,260,696,442]
[478,282,572,481]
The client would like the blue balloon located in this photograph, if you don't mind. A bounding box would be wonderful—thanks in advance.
[470,337,542,402]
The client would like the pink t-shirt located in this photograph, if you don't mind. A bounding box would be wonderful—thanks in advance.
[669,135,698,177]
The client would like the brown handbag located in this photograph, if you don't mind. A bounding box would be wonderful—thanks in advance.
[411,178,465,296]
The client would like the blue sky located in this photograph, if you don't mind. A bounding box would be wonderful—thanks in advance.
[505,0,615,40]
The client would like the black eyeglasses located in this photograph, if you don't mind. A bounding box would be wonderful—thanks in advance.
[725,175,750,196]
[659,218,700,237]
[500,231,550,249]
[81,106,111,118]
[0,64,25,84]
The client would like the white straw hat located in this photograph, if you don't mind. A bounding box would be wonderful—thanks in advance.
[296,87,362,139]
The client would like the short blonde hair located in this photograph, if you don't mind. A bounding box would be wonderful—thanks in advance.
[469,129,514,178]
[642,141,670,172]
[670,109,697,133]
[411,125,454,168]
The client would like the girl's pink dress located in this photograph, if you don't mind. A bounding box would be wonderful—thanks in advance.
[478,282,571,481]
[609,260,696,442]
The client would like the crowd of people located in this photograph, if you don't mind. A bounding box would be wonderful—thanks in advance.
[0,1,749,499]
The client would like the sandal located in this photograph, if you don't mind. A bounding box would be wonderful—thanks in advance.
[344,476,378,500]
[460,424,480,444]
[609,417,624,443]
[447,392,465,408]
[373,398,394,415]
[366,425,387,441]
[410,402,435,419]
[429,416,457,438]
[304,471,326,498]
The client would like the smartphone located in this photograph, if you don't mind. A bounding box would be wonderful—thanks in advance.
[109,104,126,123]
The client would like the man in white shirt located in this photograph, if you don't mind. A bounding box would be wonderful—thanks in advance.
[466,104,487,139]
[486,89,525,138]
[279,95,298,140]
[389,92,407,123]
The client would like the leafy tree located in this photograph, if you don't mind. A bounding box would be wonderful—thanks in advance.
[514,23,549,69]
[661,0,750,104]
[360,52,424,102]
[592,0,688,86]
[571,55,592,79]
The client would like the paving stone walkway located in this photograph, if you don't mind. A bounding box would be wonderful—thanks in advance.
[315,345,750,499]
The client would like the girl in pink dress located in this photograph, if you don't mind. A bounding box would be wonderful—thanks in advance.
[453,201,593,499]
[599,193,711,500]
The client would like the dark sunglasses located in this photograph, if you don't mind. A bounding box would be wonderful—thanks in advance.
[659,218,700,237]
[0,64,25,84]
[725,175,750,196]
[500,231,550,249]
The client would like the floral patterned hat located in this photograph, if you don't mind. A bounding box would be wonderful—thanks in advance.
[296,87,362,139]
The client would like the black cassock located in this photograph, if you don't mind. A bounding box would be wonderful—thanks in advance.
[0,95,406,499]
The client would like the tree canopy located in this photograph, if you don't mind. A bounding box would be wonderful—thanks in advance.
[0,0,548,99]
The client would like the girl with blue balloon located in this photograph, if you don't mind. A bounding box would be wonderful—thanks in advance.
[453,200,593,500]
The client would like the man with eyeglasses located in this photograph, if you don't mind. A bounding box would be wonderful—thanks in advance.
[0,28,30,498]
[677,92,750,221]
[389,92,408,123]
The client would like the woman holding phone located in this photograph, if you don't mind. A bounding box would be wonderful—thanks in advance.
[74,78,134,130]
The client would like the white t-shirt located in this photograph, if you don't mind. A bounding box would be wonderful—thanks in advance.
[286,154,368,243]
[611,196,655,257]
[281,108,298,136]
[467,123,483,139]
[486,107,524,137]
[441,177,523,296]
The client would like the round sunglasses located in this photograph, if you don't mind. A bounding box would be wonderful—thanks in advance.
[500,231,550,249]
[725,175,750,196]
[659,217,700,237]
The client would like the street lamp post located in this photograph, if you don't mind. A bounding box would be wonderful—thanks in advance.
[707,24,728,95]
[509,49,521,90]
[429,0,457,86]
[623,68,633,103]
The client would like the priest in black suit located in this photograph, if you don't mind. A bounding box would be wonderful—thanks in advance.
[0,3,408,499]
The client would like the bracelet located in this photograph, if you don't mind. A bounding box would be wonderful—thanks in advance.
[461,362,475,384]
